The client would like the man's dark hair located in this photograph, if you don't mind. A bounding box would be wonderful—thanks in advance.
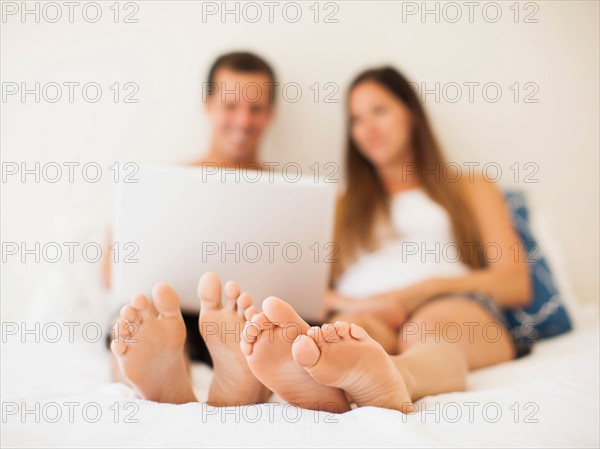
[207,51,277,102]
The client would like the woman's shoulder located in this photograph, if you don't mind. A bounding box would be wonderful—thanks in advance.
[457,172,502,195]
[457,172,507,214]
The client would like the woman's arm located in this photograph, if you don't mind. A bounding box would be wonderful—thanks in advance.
[454,175,532,307]
[381,176,533,314]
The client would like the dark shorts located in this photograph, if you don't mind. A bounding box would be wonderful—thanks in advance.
[427,292,533,358]
[105,312,213,366]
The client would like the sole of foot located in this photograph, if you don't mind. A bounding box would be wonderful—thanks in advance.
[198,272,270,406]
[241,296,351,413]
[292,321,414,413]
[110,283,196,404]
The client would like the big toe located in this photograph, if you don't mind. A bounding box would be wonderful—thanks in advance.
[261,296,309,336]
[198,272,222,310]
[152,283,182,319]
[292,334,321,367]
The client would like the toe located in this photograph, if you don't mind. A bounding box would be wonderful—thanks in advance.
[121,318,139,343]
[152,283,183,319]
[306,326,325,345]
[241,317,264,354]
[349,323,369,340]
[197,272,222,310]
[224,281,240,310]
[247,312,269,337]
[236,292,253,317]
[111,337,127,356]
[241,321,259,344]
[111,318,133,351]
[292,334,321,367]
[242,311,273,343]
[120,304,142,326]
[244,305,259,320]
[321,323,340,343]
[131,294,156,321]
[262,296,309,334]
[240,337,253,356]
[334,321,351,338]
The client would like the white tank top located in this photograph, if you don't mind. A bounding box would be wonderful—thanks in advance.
[336,187,470,298]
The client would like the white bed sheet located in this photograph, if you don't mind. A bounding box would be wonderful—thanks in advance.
[2,316,598,448]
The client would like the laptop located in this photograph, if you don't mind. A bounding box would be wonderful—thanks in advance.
[112,165,337,322]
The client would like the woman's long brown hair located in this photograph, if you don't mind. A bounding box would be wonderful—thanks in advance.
[332,67,484,285]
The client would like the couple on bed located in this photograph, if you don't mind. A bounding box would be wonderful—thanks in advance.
[107,52,533,413]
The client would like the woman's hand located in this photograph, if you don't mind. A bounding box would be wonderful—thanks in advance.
[340,279,440,326]
[354,292,409,329]
[324,289,408,329]
[325,279,440,329]
[324,290,355,314]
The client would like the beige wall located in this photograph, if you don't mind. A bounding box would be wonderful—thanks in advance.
[1,1,598,319]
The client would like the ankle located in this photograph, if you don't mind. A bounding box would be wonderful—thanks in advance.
[163,359,197,404]
[392,357,418,401]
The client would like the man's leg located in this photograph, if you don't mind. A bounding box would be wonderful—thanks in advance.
[110,284,196,404]
[109,273,271,406]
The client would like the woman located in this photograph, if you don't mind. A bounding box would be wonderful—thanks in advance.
[316,65,533,401]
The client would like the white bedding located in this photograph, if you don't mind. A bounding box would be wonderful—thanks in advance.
[2,314,599,448]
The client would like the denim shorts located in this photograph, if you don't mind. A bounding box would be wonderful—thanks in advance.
[427,292,533,359]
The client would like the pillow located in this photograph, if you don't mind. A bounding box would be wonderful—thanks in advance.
[528,208,584,328]
[502,191,573,344]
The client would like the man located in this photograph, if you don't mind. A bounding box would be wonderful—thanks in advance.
[105,51,277,374]
[192,51,276,167]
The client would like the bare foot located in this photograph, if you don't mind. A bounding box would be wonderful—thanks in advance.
[110,283,196,404]
[198,272,270,406]
[291,321,414,413]
[241,297,351,412]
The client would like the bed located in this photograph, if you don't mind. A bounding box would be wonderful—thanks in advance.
[1,312,598,448]
[1,210,599,448]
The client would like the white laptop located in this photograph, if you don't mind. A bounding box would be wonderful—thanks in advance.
[112,165,337,322]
